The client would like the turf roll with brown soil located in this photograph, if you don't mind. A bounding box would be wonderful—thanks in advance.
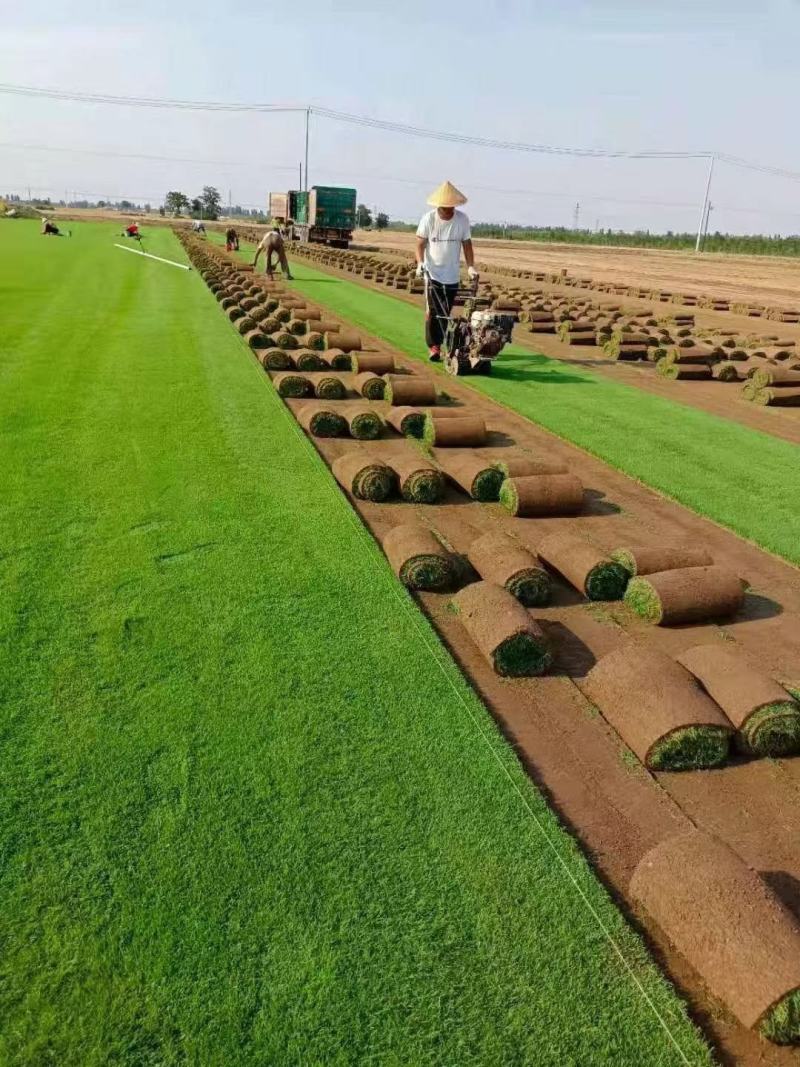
[754,386,800,406]
[389,453,446,504]
[610,545,713,576]
[450,581,552,677]
[422,414,487,448]
[676,644,800,757]
[625,565,744,624]
[584,644,732,770]
[630,829,800,1044]
[499,474,584,517]
[331,453,396,502]
[322,348,352,371]
[386,406,427,438]
[538,532,629,601]
[272,372,314,399]
[751,365,800,388]
[434,451,504,501]
[656,362,713,380]
[258,348,292,371]
[384,375,438,407]
[466,532,551,606]
[382,523,455,590]
[490,455,569,477]
[296,403,349,438]
[346,407,384,440]
[324,330,362,353]
[305,331,325,351]
[354,371,386,400]
[295,350,327,372]
[350,352,396,375]
[244,329,270,350]
[314,375,347,401]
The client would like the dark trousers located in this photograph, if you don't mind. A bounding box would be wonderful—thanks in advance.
[425,280,458,348]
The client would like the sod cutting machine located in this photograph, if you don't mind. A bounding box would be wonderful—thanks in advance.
[423,270,520,376]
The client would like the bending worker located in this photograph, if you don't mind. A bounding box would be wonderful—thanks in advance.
[253,226,294,281]
[415,181,477,361]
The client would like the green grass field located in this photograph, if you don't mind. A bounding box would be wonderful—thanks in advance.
[273,250,800,566]
[0,219,712,1065]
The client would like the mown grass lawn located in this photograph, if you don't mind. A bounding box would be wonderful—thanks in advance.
[0,220,709,1065]
[276,249,800,566]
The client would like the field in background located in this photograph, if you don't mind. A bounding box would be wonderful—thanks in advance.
[0,219,710,1065]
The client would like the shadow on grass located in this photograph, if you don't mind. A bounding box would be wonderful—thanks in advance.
[491,353,594,386]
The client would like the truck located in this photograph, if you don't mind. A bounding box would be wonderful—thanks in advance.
[269,186,357,248]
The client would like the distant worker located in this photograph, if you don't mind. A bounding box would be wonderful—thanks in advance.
[415,181,477,362]
[225,226,239,252]
[41,217,67,237]
[124,222,140,239]
[253,226,294,281]
[192,219,206,235]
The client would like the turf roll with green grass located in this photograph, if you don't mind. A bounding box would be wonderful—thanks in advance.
[314,375,347,401]
[451,581,552,677]
[386,405,427,438]
[584,645,732,771]
[631,829,800,1045]
[538,532,629,601]
[382,523,456,590]
[677,644,800,757]
[297,403,349,438]
[354,370,386,400]
[499,473,585,517]
[384,374,437,407]
[323,347,352,371]
[625,565,744,625]
[295,349,327,371]
[390,453,446,504]
[347,407,384,440]
[422,413,487,447]
[272,371,314,398]
[467,532,551,606]
[331,452,396,501]
[274,330,298,350]
[610,545,713,576]
[259,347,292,370]
[435,452,504,501]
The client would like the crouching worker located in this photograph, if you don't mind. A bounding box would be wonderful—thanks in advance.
[253,226,293,280]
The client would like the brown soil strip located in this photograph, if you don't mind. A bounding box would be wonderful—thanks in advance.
[630,829,800,1041]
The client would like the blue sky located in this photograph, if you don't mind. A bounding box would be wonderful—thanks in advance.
[2,0,800,232]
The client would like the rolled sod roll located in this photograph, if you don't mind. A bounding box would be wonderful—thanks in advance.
[295,350,327,372]
[384,375,438,407]
[499,474,584,517]
[584,644,732,770]
[676,644,800,757]
[625,565,744,625]
[244,329,270,350]
[610,545,713,576]
[630,829,800,1043]
[451,581,552,677]
[386,406,426,438]
[314,375,347,401]
[435,451,503,502]
[422,414,487,448]
[754,386,800,406]
[347,407,384,440]
[305,331,325,351]
[350,351,396,374]
[712,361,742,382]
[236,316,257,335]
[661,345,714,365]
[382,523,455,590]
[259,348,292,371]
[272,372,313,399]
[325,330,362,353]
[354,370,386,400]
[390,453,446,504]
[322,348,351,371]
[538,532,629,601]
[287,318,307,336]
[467,532,551,606]
[274,331,299,350]
[752,365,800,388]
[296,403,348,438]
[273,307,292,323]
[332,454,396,502]
[657,362,713,380]
[490,455,569,478]
[227,305,245,322]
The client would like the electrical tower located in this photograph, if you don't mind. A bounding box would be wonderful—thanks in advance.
[572,202,580,230]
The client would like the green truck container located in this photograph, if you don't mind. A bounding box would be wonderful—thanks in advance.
[280,185,356,248]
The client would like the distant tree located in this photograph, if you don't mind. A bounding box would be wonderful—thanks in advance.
[144,203,151,213]
[158,205,166,217]
[119,200,134,210]
[199,186,222,221]
[375,212,389,230]
[357,203,372,228]
[97,200,106,208]
[190,197,203,218]
[165,191,190,216]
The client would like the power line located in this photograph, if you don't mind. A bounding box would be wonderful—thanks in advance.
[0,141,299,170]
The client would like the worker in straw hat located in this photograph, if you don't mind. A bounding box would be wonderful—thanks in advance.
[415,180,477,361]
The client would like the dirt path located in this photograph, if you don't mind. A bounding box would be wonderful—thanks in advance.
[361,229,800,311]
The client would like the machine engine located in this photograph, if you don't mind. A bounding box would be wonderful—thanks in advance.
[443,307,518,375]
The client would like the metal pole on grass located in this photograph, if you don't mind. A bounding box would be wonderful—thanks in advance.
[695,154,715,253]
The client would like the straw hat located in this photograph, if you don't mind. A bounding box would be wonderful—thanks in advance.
[426,180,467,208]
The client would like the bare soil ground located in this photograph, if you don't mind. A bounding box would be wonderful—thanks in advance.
[275,316,800,1067]
[360,229,800,311]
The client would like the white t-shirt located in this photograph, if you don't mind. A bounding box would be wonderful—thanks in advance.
[416,209,471,285]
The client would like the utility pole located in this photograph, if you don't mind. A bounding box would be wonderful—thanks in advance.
[299,162,302,191]
[304,108,310,192]
[572,201,580,230]
[701,201,714,251]
[695,154,715,253]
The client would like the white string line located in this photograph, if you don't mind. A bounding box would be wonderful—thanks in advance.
[113,243,191,270]
[194,245,698,1064]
